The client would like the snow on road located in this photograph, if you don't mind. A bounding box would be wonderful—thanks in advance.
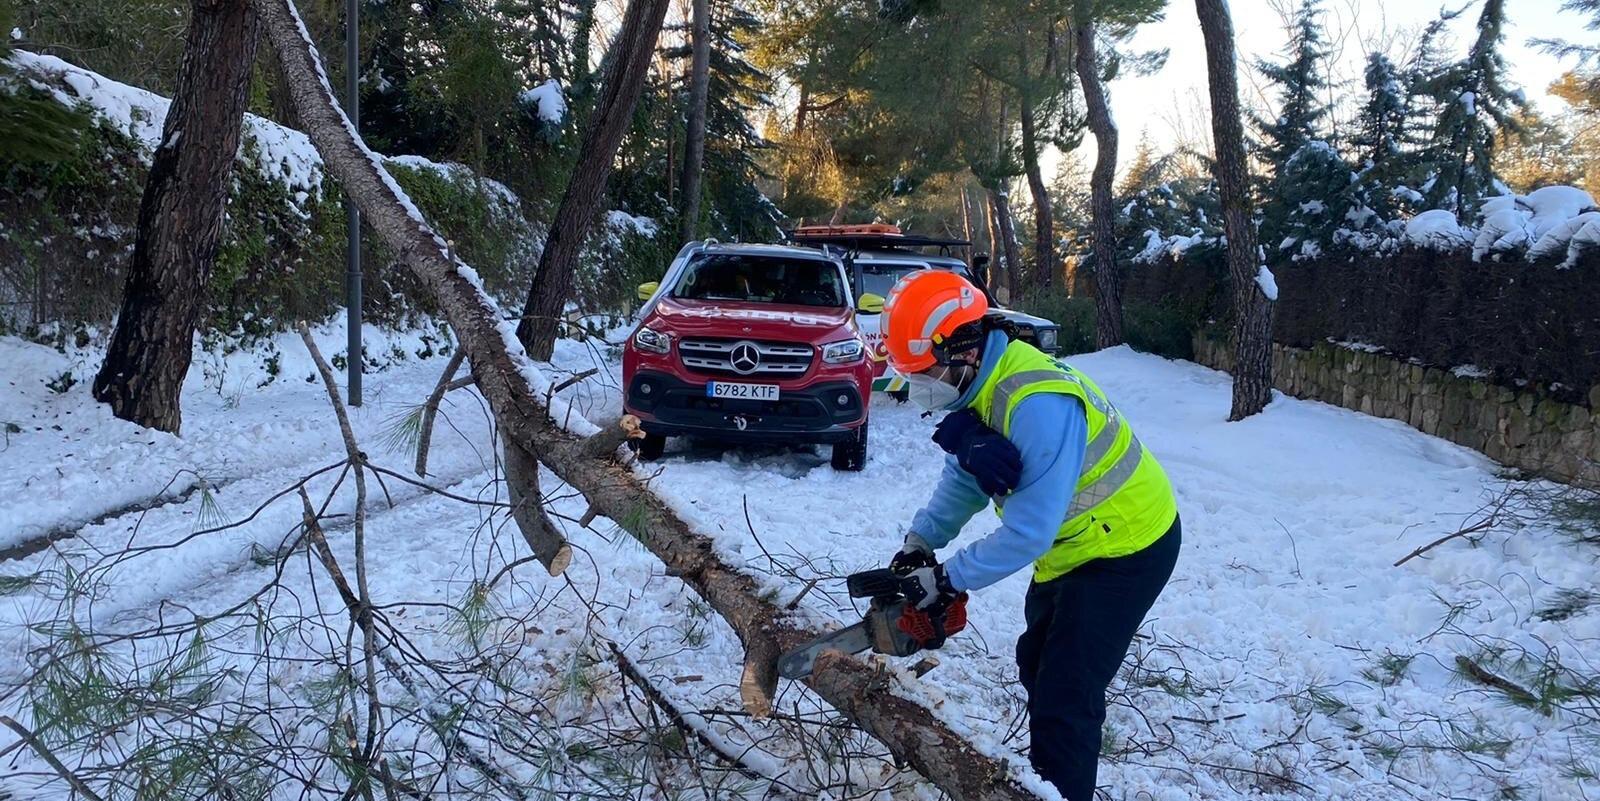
[1,329,1596,800]
[617,346,1600,800]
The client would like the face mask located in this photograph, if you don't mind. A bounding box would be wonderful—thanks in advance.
[903,364,972,411]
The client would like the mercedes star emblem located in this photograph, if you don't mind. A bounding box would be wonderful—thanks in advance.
[730,342,761,374]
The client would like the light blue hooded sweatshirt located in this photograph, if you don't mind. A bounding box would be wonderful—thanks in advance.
[909,330,1089,592]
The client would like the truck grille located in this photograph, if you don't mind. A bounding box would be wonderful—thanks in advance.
[679,338,814,377]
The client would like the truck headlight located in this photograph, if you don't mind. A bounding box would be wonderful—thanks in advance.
[633,325,672,355]
[822,338,865,364]
[1037,328,1059,352]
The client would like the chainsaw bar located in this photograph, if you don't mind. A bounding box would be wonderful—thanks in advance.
[777,620,873,680]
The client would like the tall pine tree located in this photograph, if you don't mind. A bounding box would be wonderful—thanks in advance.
[1350,52,1409,221]
[1419,0,1527,217]
[1353,54,1405,179]
[1253,0,1329,172]
[661,2,776,241]
[1374,9,1458,209]
[1254,0,1338,259]
[1117,130,1160,197]
[702,3,780,240]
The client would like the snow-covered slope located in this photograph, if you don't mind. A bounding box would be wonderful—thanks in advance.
[9,50,325,199]
[9,50,524,217]
[4,329,1596,800]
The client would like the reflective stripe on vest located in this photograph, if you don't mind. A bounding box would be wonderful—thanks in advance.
[987,366,1134,518]
[1066,431,1141,520]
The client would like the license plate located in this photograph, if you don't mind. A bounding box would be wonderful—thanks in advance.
[706,381,779,401]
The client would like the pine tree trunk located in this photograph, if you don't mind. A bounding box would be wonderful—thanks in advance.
[1195,0,1274,420]
[91,0,261,434]
[959,185,974,268]
[678,0,710,244]
[795,79,810,135]
[990,186,1023,300]
[1018,95,1054,295]
[1074,18,1124,349]
[983,188,1002,296]
[665,110,675,207]
[515,0,671,359]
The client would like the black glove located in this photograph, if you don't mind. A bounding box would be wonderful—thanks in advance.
[889,533,936,575]
[931,409,1022,497]
[899,563,958,612]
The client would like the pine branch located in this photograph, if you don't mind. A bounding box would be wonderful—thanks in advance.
[297,323,396,801]
[0,715,106,801]
[415,348,468,478]
[609,641,800,794]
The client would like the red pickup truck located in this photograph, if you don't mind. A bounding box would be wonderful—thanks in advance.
[623,242,876,470]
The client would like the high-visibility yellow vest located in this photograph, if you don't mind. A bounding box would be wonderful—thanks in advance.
[969,340,1179,582]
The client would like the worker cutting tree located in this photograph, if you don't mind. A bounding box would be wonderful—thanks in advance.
[881,270,1183,800]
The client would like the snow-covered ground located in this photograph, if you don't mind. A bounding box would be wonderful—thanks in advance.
[2,327,1597,800]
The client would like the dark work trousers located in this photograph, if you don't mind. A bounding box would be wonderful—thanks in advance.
[1015,515,1182,800]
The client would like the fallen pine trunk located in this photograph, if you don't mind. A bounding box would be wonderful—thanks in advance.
[260,3,1041,797]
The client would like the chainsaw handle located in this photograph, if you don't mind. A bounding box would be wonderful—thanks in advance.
[846,567,904,599]
[848,548,943,600]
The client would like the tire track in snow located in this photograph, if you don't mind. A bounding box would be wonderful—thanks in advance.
[0,455,498,622]
[0,478,213,564]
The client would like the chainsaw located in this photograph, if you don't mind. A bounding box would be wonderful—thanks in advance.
[777,566,969,680]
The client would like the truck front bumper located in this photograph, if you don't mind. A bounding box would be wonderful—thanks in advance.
[625,370,866,443]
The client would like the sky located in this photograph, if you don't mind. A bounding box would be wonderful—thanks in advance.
[1075,0,1592,176]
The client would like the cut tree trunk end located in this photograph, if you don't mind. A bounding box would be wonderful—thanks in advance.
[809,651,1032,800]
[1074,17,1125,350]
[501,434,574,576]
[91,0,261,433]
[1194,0,1273,420]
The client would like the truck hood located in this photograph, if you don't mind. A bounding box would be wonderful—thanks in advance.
[647,297,856,345]
[992,307,1056,329]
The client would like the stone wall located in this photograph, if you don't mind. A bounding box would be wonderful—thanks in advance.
[1192,333,1600,488]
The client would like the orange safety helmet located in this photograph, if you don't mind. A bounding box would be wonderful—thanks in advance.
[881,270,989,373]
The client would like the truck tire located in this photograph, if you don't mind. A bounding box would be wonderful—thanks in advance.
[637,433,666,461]
[830,425,868,471]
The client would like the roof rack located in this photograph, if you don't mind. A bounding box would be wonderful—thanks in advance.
[784,223,972,252]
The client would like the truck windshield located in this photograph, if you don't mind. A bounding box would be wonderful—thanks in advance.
[858,261,971,298]
[674,254,847,307]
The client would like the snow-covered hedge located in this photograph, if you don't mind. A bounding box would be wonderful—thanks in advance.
[1124,244,1600,401]
[1116,168,1600,395]
[1131,181,1600,270]
[1472,186,1600,266]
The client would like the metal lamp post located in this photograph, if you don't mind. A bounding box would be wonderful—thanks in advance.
[345,0,363,406]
